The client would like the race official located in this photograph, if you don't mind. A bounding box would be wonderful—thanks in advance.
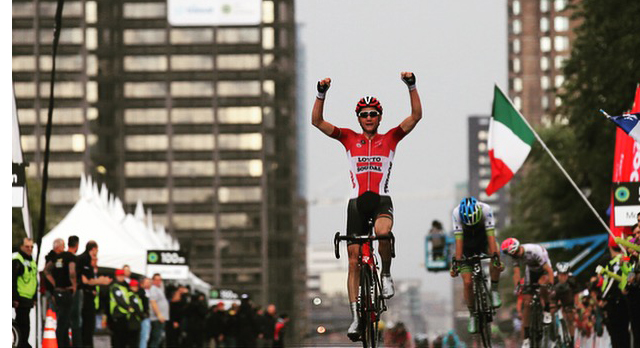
[44,238,77,348]
[67,235,82,347]
[128,279,145,348]
[139,277,152,348]
[109,269,132,348]
[12,238,37,348]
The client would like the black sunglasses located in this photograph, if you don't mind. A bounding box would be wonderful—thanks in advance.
[358,111,380,118]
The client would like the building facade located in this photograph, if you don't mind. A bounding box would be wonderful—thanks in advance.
[13,0,306,336]
[507,0,577,125]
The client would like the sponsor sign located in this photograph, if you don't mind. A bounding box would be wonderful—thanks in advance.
[146,250,189,279]
[12,163,26,208]
[168,0,261,26]
[209,289,239,300]
[613,182,640,226]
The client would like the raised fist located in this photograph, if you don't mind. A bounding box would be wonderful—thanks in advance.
[317,77,331,93]
[401,72,416,89]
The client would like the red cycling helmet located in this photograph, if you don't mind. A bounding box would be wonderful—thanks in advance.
[501,237,520,255]
[355,96,383,114]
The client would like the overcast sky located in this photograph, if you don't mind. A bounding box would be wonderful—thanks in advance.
[296,0,508,297]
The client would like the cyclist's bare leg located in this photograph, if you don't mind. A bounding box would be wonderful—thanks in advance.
[489,263,500,282]
[347,244,361,303]
[462,272,474,310]
[538,275,550,309]
[375,215,393,274]
[522,294,532,339]
[564,307,575,339]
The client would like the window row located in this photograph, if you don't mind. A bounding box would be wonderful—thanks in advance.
[123,54,262,71]
[18,108,98,125]
[118,1,276,24]
[14,81,98,101]
[510,75,564,92]
[124,106,263,125]
[125,186,261,204]
[540,0,568,13]
[165,212,252,229]
[13,55,98,75]
[125,159,263,177]
[13,28,98,49]
[123,80,274,98]
[125,133,262,151]
[122,27,274,48]
[21,134,97,153]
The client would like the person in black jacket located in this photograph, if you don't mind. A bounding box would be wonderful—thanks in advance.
[260,304,277,348]
[184,292,207,348]
[206,302,227,347]
[236,294,259,347]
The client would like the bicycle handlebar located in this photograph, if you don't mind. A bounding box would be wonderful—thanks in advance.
[334,232,396,259]
[451,253,499,268]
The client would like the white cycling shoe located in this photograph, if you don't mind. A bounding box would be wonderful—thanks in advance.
[522,338,530,348]
[347,302,360,341]
[381,274,395,299]
[543,311,552,324]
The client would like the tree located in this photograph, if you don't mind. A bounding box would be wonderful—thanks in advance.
[504,0,640,270]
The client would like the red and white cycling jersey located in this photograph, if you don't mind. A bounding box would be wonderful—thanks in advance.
[330,126,407,199]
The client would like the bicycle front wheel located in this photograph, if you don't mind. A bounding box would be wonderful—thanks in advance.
[360,266,377,348]
[476,279,492,348]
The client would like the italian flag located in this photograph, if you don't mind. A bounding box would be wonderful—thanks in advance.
[486,86,536,196]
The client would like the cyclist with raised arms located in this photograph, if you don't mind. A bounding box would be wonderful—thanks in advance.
[501,238,555,348]
[449,197,504,334]
[312,72,422,340]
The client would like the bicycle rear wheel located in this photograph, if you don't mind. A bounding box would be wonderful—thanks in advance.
[360,266,377,348]
[476,279,492,348]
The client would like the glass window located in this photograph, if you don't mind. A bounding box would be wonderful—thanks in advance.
[12,29,35,44]
[219,160,263,176]
[171,55,213,70]
[540,17,549,32]
[220,213,249,229]
[87,55,98,76]
[17,109,37,124]
[540,37,552,52]
[217,55,261,70]
[513,96,522,110]
[555,75,565,88]
[554,16,569,31]
[513,77,523,92]
[478,142,487,152]
[125,135,169,151]
[512,0,520,15]
[555,0,567,12]
[24,134,86,152]
[86,28,98,50]
[263,54,275,67]
[125,162,168,176]
[40,28,83,44]
[219,187,261,203]
[171,82,213,97]
[86,1,97,23]
[541,76,550,90]
[12,56,35,71]
[219,133,262,150]
[540,56,550,71]
[173,134,214,150]
[47,108,85,124]
[172,108,213,124]
[124,82,167,98]
[477,130,488,141]
[40,1,82,17]
[13,2,35,17]
[173,188,214,203]
[170,29,213,44]
[262,27,275,49]
[21,135,39,152]
[87,81,98,103]
[217,81,261,97]
[512,39,521,54]
[554,36,569,51]
[172,161,215,176]
[512,19,522,34]
[217,28,260,44]
[263,80,275,98]
[542,95,549,109]
[124,56,167,71]
[124,109,168,124]
[125,188,169,203]
[218,107,262,124]
[14,82,36,98]
[555,55,567,69]
[124,29,166,45]
[555,97,562,107]
[123,2,166,18]
[40,82,84,98]
[39,55,82,71]
[49,188,79,204]
[478,156,488,165]
[263,1,274,23]
[512,58,521,73]
[540,0,549,12]
[173,214,215,229]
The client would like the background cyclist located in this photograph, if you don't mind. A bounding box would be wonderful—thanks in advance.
[311,72,422,340]
[550,261,579,345]
[449,197,504,334]
[501,237,555,348]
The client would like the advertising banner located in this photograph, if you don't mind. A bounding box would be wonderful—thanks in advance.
[146,250,189,279]
[168,0,261,26]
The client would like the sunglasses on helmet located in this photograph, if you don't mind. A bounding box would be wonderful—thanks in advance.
[358,111,380,118]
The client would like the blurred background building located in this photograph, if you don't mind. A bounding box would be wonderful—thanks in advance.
[507,0,577,125]
[12,0,307,339]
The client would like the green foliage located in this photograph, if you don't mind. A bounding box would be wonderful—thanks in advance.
[12,178,59,249]
[504,0,640,278]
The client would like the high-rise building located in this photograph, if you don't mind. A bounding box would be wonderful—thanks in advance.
[13,0,306,338]
[507,0,577,125]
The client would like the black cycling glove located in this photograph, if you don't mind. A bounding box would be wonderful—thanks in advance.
[402,73,416,90]
[317,81,329,99]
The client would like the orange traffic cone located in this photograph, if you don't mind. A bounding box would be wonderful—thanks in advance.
[42,309,58,348]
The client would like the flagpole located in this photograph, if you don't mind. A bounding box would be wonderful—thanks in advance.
[495,85,622,250]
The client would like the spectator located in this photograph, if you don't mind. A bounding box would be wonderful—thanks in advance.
[123,264,132,284]
[12,238,37,348]
[78,240,110,347]
[429,220,446,260]
[44,238,77,348]
[166,286,187,347]
[261,304,277,348]
[109,269,131,348]
[236,294,259,347]
[128,279,145,348]
[385,322,413,348]
[224,303,240,347]
[66,235,83,347]
[148,274,169,348]
[184,292,208,347]
[206,302,226,348]
[138,277,151,348]
[42,242,58,310]
[273,313,289,348]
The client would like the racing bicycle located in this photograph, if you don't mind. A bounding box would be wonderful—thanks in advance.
[334,221,395,348]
